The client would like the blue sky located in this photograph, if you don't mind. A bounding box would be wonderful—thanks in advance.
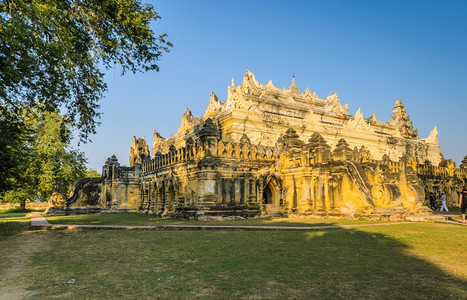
[78,0,467,171]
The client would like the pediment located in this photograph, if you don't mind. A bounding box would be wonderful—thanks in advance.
[344,108,373,132]
[203,92,223,119]
[422,126,438,144]
[324,93,349,115]
[177,108,198,134]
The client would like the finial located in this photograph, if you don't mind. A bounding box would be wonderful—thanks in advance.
[231,78,235,87]
[289,75,299,93]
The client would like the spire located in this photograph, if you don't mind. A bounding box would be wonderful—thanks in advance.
[210,91,218,102]
[390,100,418,139]
[241,70,259,95]
[303,87,312,100]
[203,91,222,118]
[423,126,438,144]
[231,78,235,87]
[460,155,467,169]
[289,74,299,94]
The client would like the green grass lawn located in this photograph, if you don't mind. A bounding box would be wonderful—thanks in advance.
[1,212,466,299]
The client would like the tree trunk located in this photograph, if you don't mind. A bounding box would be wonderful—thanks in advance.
[20,199,26,210]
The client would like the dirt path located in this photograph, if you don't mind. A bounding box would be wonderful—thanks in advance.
[0,230,51,299]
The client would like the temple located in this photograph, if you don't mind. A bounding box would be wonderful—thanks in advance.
[47,71,467,217]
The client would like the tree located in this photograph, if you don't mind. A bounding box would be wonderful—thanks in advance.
[2,107,90,208]
[0,106,28,192]
[1,0,171,140]
[86,169,101,178]
[0,0,171,194]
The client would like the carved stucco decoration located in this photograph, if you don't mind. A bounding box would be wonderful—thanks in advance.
[203,92,223,119]
[324,92,349,115]
[289,76,300,94]
[422,126,438,144]
[461,156,467,169]
[241,70,261,96]
[152,130,166,155]
[177,108,198,134]
[130,137,150,167]
[390,100,418,139]
[344,108,373,132]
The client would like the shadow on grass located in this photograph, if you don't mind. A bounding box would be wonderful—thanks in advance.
[293,228,467,298]
[46,213,387,227]
[0,212,31,238]
[12,222,467,298]
[249,216,385,227]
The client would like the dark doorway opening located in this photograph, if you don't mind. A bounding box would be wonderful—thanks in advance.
[263,183,278,214]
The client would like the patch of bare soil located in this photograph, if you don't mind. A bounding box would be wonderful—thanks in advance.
[0,231,51,299]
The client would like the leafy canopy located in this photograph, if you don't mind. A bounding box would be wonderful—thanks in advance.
[0,106,27,192]
[0,0,172,140]
[2,106,90,204]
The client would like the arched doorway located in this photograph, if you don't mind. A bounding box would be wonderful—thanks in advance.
[263,178,280,214]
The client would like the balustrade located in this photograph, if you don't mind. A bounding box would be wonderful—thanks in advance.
[141,140,467,178]
[140,140,278,174]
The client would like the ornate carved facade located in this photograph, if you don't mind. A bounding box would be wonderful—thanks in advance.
[47,71,467,217]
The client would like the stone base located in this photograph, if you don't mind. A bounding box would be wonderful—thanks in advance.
[170,205,262,219]
[46,204,433,221]
[101,209,139,214]
[45,207,102,216]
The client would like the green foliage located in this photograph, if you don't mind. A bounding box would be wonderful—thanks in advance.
[0,107,28,192]
[0,0,170,197]
[0,0,171,140]
[2,107,89,204]
[86,168,101,178]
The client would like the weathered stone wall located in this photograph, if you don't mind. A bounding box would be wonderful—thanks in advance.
[46,156,140,215]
